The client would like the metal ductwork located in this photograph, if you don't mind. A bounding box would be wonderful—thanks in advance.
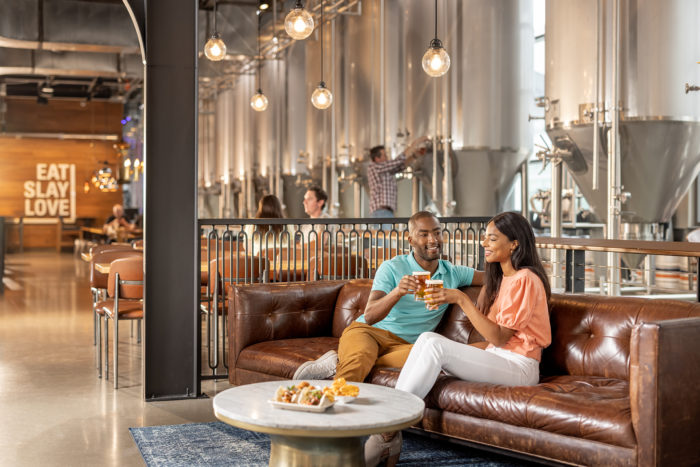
[0,0,145,101]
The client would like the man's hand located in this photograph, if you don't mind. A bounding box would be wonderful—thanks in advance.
[364,276,417,325]
[406,136,430,158]
[424,287,464,311]
[397,275,419,297]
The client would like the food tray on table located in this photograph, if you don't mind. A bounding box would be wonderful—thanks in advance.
[268,398,335,412]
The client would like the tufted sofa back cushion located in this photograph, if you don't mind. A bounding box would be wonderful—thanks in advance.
[231,281,345,359]
[542,293,700,380]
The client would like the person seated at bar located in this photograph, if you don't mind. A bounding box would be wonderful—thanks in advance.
[244,194,287,255]
[364,211,552,466]
[103,204,134,241]
[293,211,484,383]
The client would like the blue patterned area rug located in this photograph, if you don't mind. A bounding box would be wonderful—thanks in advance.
[130,422,532,466]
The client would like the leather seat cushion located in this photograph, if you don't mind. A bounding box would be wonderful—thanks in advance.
[236,337,339,379]
[367,369,634,448]
[422,374,635,449]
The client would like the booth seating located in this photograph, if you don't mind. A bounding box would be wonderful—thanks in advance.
[56,217,93,252]
[227,279,700,466]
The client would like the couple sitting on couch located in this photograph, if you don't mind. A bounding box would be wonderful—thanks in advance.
[292,210,552,467]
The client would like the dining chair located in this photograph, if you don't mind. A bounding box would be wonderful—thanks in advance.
[89,249,142,372]
[98,255,143,389]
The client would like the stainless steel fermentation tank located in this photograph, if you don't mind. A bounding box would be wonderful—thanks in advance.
[545,0,700,244]
[202,0,533,217]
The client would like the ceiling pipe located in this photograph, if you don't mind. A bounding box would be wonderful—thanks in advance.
[0,35,140,55]
[0,67,127,79]
[200,0,360,99]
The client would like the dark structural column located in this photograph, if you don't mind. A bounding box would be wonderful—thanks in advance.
[126,0,199,399]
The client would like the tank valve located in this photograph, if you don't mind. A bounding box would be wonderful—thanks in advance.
[616,189,631,204]
[686,83,700,94]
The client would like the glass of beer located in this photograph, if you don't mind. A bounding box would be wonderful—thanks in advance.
[413,271,431,301]
[424,279,443,309]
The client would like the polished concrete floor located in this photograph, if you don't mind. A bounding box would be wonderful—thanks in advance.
[0,251,232,466]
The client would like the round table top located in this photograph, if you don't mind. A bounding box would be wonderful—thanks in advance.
[213,380,425,438]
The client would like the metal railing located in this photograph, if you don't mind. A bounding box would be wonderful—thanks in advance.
[535,236,700,300]
[197,216,490,380]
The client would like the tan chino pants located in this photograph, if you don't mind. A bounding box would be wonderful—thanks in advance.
[336,322,413,382]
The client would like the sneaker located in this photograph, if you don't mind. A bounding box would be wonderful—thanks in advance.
[293,350,338,380]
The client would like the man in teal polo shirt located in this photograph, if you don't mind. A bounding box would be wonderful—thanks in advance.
[293,211,484,382]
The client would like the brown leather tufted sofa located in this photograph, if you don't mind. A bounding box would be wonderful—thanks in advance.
[228,279,700,466]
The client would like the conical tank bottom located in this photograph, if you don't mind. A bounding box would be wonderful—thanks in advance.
[547,120,700,224]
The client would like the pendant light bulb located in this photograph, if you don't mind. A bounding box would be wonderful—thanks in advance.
[311,82,333,110]
[422,38,450,77]
[204,33,227,61]
[285,1,314,40]
[250,89,269,111]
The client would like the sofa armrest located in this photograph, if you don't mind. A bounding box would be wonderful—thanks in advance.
[630,317,700,466]
[228,281,346,365]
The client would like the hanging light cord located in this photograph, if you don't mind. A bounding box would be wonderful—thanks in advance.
[434,0,437,40]
[320,0,324,83]
[257,11,262,90]
[213,0,218,34]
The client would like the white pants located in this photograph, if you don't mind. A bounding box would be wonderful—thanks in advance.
[395,332,540,399]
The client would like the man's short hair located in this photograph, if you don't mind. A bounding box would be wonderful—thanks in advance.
[307,185,328,209]
[369,145,385,162]
[408,211,438,233]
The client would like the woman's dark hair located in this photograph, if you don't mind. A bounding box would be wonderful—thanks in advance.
[482,211,551,312]
[256,194,284,233]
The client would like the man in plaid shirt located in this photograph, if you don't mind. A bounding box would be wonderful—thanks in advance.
[367,136,429,219]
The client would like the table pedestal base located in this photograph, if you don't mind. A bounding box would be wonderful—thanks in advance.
[269,434,364,466]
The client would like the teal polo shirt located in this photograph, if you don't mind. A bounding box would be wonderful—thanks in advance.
[356,253,475,343]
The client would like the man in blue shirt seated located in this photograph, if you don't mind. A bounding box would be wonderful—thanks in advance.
[293,211,484,382]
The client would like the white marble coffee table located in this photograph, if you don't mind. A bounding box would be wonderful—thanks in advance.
[213,380,425,466]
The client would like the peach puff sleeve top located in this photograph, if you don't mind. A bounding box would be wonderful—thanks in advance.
[486,268,551,361]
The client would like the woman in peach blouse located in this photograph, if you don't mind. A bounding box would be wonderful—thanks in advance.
[365,211,551,466]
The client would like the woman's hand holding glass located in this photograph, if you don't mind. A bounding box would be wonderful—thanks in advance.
[424,284,464,310]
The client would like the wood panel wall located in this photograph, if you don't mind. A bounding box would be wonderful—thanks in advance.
[1,98,125,249]
[0,137,123,248]
[4,98,123,134]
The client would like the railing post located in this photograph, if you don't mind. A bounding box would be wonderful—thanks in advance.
[565,249,585,293]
